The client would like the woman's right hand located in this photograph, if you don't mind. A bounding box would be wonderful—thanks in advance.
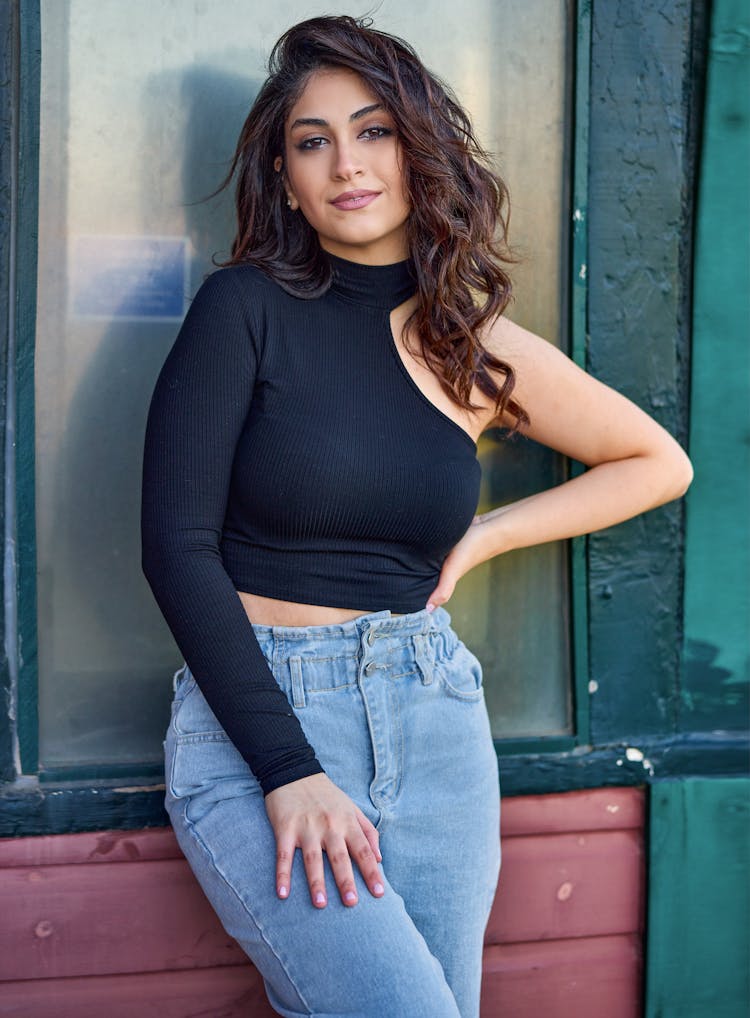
[264,771,384,908]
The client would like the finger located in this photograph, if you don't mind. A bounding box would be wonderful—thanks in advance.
[348,829,385,899]
[301,840,328,908]
[355,807,382,862]
[323,832,359,907]
[426,577,455,610]
[275,834,295,900]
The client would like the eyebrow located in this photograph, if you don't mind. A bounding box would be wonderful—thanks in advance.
[289,103,385,131]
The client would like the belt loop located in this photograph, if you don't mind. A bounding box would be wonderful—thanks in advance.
[289,656,306,708]
[413,633,434,685]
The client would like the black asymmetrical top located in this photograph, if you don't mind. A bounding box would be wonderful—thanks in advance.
[141,252,481,795]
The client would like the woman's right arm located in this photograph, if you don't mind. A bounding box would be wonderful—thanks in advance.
[141,268,382,907]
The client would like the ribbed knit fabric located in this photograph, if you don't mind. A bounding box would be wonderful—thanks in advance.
[141,251,481,796]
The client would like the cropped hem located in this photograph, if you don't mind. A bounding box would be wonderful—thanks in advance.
[224,547,437,615]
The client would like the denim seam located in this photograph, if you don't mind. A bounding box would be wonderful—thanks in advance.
[179,811,314,1015]
[388,668,418,680]
[175,731,230,745]
[305,681,358,693]
[261,653,355,664]
[390,682,404,803]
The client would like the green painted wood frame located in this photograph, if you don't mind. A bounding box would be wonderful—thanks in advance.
[646,777,750,1018]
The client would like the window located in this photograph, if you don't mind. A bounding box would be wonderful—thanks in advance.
[30,0,575,779]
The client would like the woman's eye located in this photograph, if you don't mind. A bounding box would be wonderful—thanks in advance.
[296,136,327,151]
[361,126,393,141]
[295,126,393,151]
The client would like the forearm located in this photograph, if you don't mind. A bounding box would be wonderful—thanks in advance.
[474,452,692,562]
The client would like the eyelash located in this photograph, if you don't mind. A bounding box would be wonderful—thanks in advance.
[295,126,394,151]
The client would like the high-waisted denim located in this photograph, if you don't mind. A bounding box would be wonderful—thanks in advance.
[164,606,501,1018]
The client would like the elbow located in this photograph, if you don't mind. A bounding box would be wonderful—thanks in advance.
[141,541,160,591]
[662,443,694,502]
[141,521,167,589]
[676,454,694,498]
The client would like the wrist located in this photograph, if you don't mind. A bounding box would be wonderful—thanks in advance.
[473,509,514,562]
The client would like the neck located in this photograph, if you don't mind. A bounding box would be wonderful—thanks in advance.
[325,249,417,311]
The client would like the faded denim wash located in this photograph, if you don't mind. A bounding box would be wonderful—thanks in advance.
[164,606,501,1017]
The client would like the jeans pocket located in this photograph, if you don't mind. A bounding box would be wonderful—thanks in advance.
[435,639,485,701]
[171,674,229,739]
[166,729,262,827]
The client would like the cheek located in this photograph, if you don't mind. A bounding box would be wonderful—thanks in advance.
[385,155,410,211]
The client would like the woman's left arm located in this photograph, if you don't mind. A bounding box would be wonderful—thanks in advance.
[425,315,694,609]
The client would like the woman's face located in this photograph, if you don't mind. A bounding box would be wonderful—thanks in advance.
[274,67,411,264]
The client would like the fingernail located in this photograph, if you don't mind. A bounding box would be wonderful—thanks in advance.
[315,891,326,905]
[425,603,435,613]
[278,885,288,897]
[345,891,357,903]
[373,882,385,894]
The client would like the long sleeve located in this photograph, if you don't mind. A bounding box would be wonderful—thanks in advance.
[141,268,325,797]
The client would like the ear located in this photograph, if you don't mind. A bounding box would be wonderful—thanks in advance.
[274,155,299,211]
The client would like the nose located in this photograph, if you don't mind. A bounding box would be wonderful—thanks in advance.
[331,139,364,181]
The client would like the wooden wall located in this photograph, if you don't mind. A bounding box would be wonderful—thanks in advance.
[0,787,645,1017]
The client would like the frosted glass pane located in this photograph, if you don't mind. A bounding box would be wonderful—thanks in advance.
[35,0,571,768]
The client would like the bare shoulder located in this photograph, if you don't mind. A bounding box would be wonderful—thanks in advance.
[480,313,692,473]
[481,312,568,380]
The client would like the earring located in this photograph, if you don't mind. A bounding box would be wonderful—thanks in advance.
[286,198,291,208]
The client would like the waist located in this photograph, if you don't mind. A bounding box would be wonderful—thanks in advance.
[237,590,405,627]
[248,603,453,652]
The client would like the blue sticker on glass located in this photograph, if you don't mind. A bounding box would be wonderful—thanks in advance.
[71,235,188,319]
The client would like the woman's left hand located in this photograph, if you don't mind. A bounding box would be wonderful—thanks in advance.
[425,516,489,612]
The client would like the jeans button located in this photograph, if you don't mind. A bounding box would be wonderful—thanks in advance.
[364,661,377,676]
[367,630,375,646]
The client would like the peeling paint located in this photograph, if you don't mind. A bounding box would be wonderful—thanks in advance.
[113,784,165,794]
[625,746,655,776]
[588,679,599,694]
[606,803,620,813]
[556,881,574,901]
[578,263,587,280]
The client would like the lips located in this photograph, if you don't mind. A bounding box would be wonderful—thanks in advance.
[330,190,381,211]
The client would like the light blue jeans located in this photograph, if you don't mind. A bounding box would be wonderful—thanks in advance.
[164,606,501,1017]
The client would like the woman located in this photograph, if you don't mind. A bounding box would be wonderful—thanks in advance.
[141,14,692,1018]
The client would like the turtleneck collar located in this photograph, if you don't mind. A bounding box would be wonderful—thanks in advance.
[326,250,417,311]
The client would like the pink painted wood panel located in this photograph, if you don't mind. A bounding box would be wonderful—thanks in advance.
[0,966,275,1018]
[480,934,642,1018]
[1,858,245,981]
[0,827,181,867]
[487,829,645,943]
[0,936,641,1018]
[0,787,646,1017]
[500,786,646,836]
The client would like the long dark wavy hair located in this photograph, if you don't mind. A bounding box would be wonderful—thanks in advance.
[217,14,528,428]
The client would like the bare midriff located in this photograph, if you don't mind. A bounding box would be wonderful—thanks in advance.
[237,590,404,627]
